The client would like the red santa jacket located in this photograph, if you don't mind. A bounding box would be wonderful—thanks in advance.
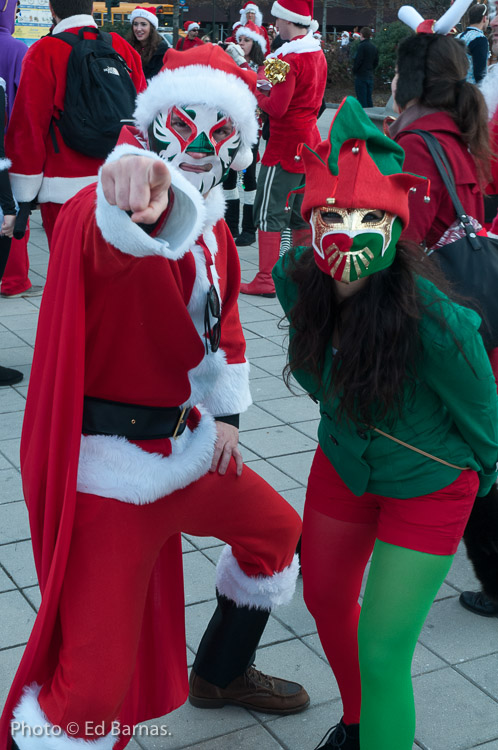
[256,33,327,173]
[175,36,204,51]
[6,14,146,204]
[0,149,252,749]
[390,108,484,248]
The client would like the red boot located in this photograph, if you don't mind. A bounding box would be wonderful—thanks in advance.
[292,227,312,247]
[240,230,280,298]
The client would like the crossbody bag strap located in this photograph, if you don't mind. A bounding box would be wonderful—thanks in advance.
[371,426,469,471]
[402,128,482,251]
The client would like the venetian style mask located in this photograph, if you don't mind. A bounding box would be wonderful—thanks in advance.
[310,207,403,283]
[148,104,242,195]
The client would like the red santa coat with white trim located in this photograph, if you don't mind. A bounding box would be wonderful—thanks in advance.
[256,33,327,173]
[0,144,251,749]
[6,15,146,204]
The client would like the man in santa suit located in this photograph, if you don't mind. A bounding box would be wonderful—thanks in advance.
[5,0,145,250]
[176,21,204,50]
[1,44,309,750]
[240,0,327,298]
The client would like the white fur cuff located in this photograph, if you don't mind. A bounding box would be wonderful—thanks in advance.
[95,144,206,259]
[0,157,12,171]
[201,361,252,416]
[9,173,43,203]
[12,684,117,750]
[216,546,300,610]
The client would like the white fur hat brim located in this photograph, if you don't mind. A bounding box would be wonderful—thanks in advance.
[271,0,311,25]
[236,24,267,53]
[130,8,158,28]
[134,65,258,151]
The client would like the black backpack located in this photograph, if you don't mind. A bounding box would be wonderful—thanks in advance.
[52,27,138,159]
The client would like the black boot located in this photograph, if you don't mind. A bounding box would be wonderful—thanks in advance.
[463,483,498,602]
[0,365,23,386]
[314,719,360,749]
[224,198,240,240]
[189,591,310,714]
[235,204,256,246]
[460,590,498,617]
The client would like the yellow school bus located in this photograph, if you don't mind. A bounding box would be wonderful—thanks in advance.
[93,3,173,26]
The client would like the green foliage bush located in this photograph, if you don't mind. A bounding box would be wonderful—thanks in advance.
[100,20,130,38]
[373,22,413,84]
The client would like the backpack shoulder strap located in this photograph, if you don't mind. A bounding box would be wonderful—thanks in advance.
[54,26,100,47]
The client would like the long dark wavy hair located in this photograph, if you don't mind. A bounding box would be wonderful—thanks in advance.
[395,34,491,181]
[282,242,463,426]
[127,23,163,65]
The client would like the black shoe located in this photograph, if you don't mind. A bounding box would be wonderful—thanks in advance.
[459,590,498,617]
[235,231,256,246]
[314,719,360,749]
[0,365,23,386]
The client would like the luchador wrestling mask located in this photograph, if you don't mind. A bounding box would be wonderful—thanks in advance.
[148,104,242,195]
[311,207,403,283]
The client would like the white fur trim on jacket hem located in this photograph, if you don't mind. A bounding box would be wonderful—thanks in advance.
[134,67,258,152]
[12,684,117,750]
[77,410,217,503]
[9,173,44,203]
[201,361,252,416]
[0,157,12,171]
[270,1,310,26]
[266,31,321,59]
[95,144,206,259]
[38,175,98,204]
[216,546,300,610]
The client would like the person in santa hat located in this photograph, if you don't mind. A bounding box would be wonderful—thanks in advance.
[176,20,204,50]
[224,20,242,43]
[239,2,270,53]
[1,43,310,750]
[274,95,498,750]
[127,6,169,82]
[223,20,267,245]
[5,0,146,251]
[240,0,327,297]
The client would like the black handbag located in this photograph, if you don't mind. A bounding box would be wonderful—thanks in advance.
[405,128,498,350]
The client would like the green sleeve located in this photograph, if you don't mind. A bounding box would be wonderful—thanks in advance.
[422,303,498,496]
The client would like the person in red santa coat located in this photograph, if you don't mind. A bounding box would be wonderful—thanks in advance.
[240,0,327,298]
[1,44,309,750]
[5,0,146,251]
[176,21,204,50]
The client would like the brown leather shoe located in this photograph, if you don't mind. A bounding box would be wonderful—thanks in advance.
[188,665,310,715]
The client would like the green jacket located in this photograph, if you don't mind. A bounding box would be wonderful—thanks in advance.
[273,248,498,498]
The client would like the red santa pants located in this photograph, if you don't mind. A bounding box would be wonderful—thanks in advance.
[0,226,31,295]
[38,461,301,737]
[40,203,63,250]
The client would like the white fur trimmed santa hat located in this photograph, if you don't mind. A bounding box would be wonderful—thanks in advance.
[183,20,200,31]
[240,2,263,27]
[133,44,258,170]
[130,6,158,29]
[271,0,314,26]
[236,20,267,53]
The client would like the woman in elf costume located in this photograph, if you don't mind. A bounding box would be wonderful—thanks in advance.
[273,96,498,750]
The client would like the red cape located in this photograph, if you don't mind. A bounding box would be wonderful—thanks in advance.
[1,189,188,750]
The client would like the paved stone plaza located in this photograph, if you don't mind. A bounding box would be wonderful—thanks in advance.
[1,109,498,750]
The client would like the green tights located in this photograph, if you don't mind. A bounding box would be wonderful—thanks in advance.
[302,507,453,750]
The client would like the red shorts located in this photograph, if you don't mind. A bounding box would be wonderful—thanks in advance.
[306,446,479,555]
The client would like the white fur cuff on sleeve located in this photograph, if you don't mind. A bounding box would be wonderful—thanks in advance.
[96,144,206,260]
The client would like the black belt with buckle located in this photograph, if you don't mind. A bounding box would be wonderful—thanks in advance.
[82,396,191,440]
